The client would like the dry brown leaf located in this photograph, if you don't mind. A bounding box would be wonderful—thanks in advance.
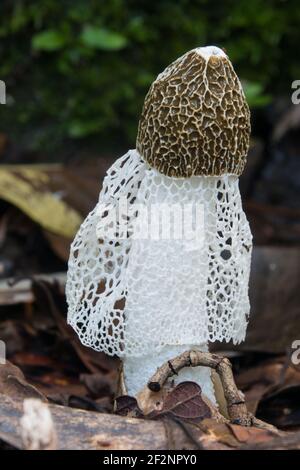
[256,384,300,428]
[197,418,240,448]
[229,423,275,444]
[80,372,114,398]
[236,355,300,417]
[114,395,143,418]
[0,360,46,401]
[0,166,82,238]
[149,381,212,423]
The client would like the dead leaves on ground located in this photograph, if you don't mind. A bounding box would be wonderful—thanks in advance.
[0,162,108,263]
[0,360,46,401]
[0,260,299,449]
[0,370,280,450]
[116,382,212,423]
[114,381,281,450]
[148,382,212,423]
[236,354,300,429]
[0,166,82,239]
[0,279,119,415]
[0,279,299,449]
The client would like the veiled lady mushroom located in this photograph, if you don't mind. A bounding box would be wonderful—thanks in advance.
[66,46,252,403]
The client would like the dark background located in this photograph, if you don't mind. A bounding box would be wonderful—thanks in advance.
[0,0,299,160]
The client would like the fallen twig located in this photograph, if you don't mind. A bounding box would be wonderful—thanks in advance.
[148,350,252,427]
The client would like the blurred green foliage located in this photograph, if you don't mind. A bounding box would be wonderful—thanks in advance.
[0,0,299,155]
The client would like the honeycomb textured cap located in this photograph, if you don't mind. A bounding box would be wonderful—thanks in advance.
[136,46,251,178]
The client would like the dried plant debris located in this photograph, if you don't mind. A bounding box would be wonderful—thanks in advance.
[0,167,82,239]
[146,382,212,423]
[0,163,106,270]
[115,395,143,418]
[256,385,300,429]
[0,261,299,449]
[0,344,299,449]
[0,275,299,450]
[0,205,299,450]
[0,390,282,450]
[116,382,212,423]
[0,361,46,401]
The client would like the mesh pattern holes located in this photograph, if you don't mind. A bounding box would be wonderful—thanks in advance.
[66,150,252,357]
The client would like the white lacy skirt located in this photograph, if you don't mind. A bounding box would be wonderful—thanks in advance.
[66,150,252,358]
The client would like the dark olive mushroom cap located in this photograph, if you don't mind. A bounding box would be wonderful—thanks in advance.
[136,46,251,178]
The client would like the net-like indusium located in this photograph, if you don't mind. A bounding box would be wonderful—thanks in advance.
[66,149,252,358]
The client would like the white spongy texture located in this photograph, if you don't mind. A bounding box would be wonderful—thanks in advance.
[124,343,216,403]
[66,149,252,357]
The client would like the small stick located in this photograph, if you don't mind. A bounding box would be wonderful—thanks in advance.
[148,349,252,426]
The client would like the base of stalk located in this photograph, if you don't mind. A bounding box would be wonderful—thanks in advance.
[122,344,216,404]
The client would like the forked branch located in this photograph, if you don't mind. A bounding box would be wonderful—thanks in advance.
[148,350,252,426]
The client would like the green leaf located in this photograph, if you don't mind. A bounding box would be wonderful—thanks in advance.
[81,25,127,50]
[243,80,272,108]
[68,119,101,138]
[32,30,67,51]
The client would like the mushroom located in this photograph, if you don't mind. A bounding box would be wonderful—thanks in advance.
[66,46,252,403]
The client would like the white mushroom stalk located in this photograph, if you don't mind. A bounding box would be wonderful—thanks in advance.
[66,46,252,403]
